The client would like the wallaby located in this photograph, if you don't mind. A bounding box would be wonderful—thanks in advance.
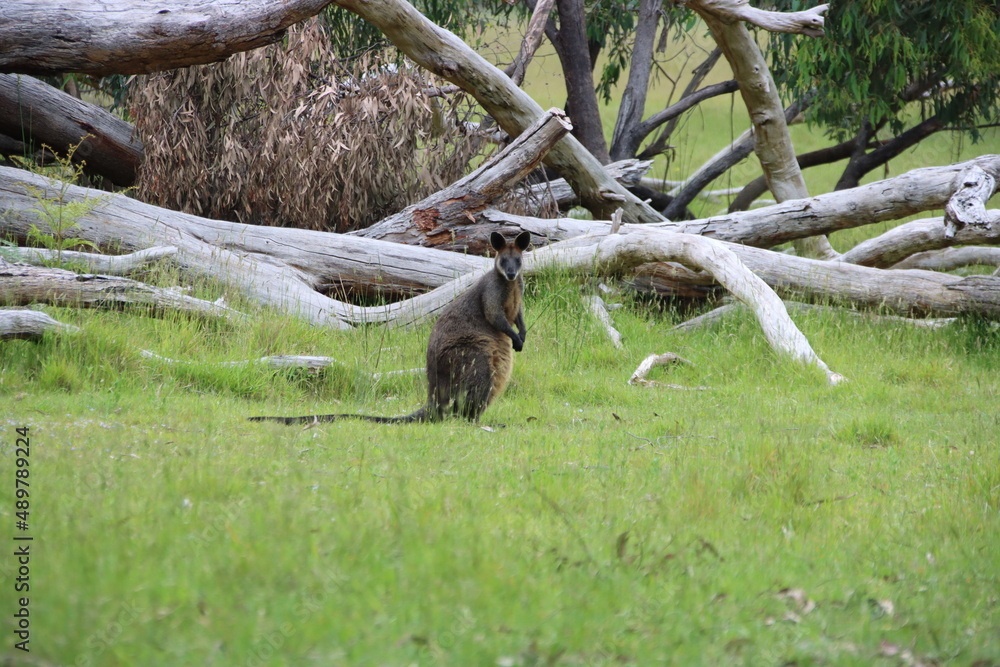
[249,230,531,425]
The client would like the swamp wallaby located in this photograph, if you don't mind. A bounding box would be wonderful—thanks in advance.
[249,230,531,424]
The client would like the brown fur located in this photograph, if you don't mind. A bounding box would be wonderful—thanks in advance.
[250,230,530,424]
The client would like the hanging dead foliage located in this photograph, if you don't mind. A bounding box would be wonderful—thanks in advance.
[129,18,482,233]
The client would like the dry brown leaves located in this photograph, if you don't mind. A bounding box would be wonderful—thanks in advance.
[130,19,483,233]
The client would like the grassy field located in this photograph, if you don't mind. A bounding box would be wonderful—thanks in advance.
[3,19,1000,667]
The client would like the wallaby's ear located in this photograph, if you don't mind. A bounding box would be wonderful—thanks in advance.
[515,231,531,251]
[490,231,506,252]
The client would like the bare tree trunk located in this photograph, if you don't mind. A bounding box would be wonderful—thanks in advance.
[0,0,336,76]
[729,138,856,212]
[684,0,837,259]
[0,74,143,186]
[551,0,611,163]
[609,0,660,162]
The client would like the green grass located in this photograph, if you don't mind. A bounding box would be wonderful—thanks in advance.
[4,19,1000,667]
[2,270,1000,665]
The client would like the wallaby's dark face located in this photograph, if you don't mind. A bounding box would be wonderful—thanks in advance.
[491,231,531,282]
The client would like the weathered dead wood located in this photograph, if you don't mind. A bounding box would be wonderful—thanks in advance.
[584,295,623,348]
[0,308,79,340]
[0,164,843,377]
[527,159,653,212]
[628,352,698,388]
[674,302,957,331]
[504,0,556,86]
[528,228,844,382]
[13,246,177,275]
[331,0,664,224]
[0,0,335,76]
[725,244,1000,318]
[0,257,242,319]
[485,156,1000,252]
[0,74,143,186]
[484,212,1000,319]
[685,0,836,259]
[892,247,1000,272]
[681,0,828,36]
[138,349,422,379]
[349,108,573,253]
[839,210,1000,268]
[944,165,996,238]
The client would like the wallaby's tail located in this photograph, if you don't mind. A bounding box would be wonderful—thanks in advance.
[249,407,429,425]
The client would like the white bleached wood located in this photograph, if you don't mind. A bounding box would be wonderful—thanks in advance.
[0,0,335,76]
[680,0,828,36]
[13,246,178,275]
[0,257,243,319]
[584,295,623,348]
[0,309,80,340]
[628,352,694,387]
[529,229,844,383]
[944,165,996,239]
[892,247,1000,272]
[839,210,1000,268]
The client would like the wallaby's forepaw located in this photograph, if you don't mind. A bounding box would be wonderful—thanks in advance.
[512,335,524,352]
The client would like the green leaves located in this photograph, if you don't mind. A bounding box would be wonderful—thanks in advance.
[769,0,1000,141]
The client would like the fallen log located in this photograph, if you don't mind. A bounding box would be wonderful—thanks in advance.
[892,247,1000,272]
[0,74,144,186]
[12,246,177,275]
[0,308,79,340]
[347,108,573,253]
[0,257,243,319]
[473,156,1000,255]
[838,211,1000,268]
[528,228,844,382]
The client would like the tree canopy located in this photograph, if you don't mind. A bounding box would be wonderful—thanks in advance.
[770,0,1000,141]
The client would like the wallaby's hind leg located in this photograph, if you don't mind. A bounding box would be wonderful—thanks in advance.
[432,346,494,421]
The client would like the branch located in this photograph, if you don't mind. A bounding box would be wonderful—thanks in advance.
[0,257,243,319]
[681,0,828,37]
[529,229,844,382]
[839,211,1000,268]
[12,246,177,275]
[892,247,1000,272]
[504,0,556,86]
[629,79,739,158]
[945,166,997,238]
[662,97,807,220]
[0,0,336,76]
[639,47,724,160]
